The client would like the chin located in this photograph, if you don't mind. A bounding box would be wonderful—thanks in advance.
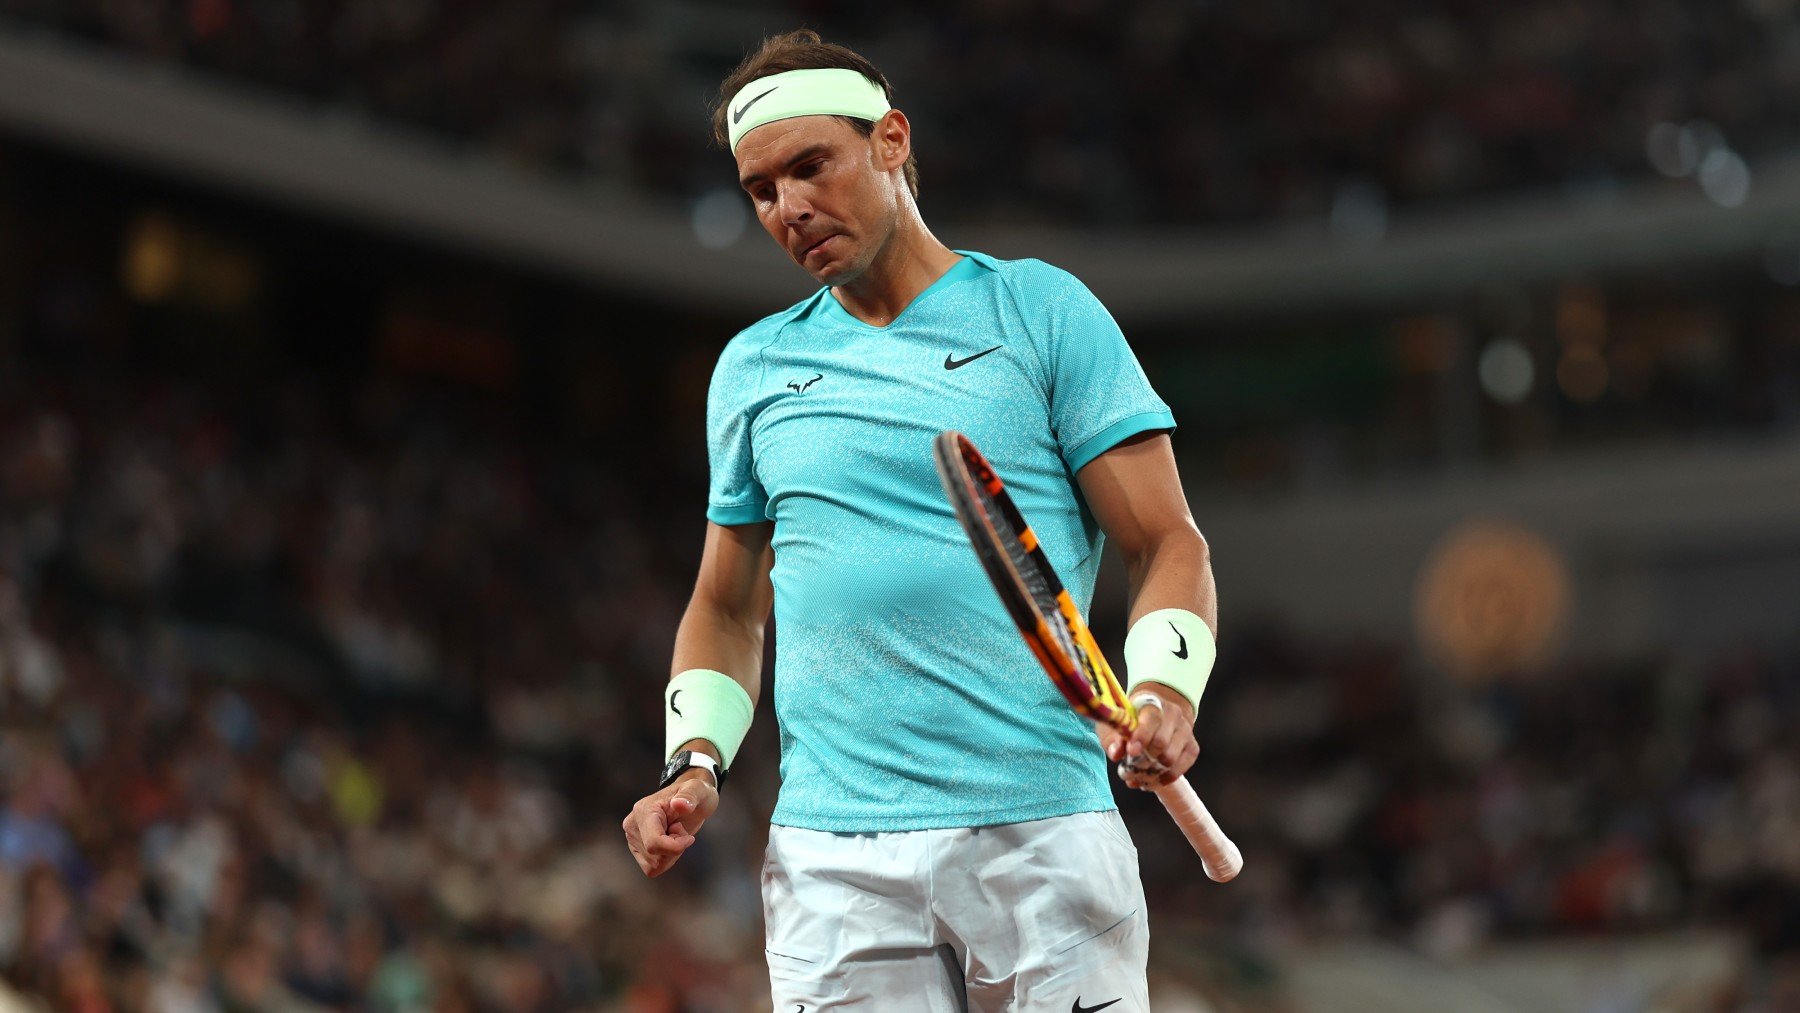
[810,250,862,286]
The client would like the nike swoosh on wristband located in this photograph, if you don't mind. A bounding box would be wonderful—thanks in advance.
[733,87,778,123]
[1170,622,1188,660]
[669,690,683,716]
[944,346,1002,369]
[1072,998,1121,1013]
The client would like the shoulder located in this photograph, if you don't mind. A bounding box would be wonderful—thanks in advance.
[964,255,1105,333]
[723,293,819,358]
[966,253,1092,300]
[963,254,1113,354]
[713,291,826,379]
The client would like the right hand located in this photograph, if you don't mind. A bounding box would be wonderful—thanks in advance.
[622,771,720,877]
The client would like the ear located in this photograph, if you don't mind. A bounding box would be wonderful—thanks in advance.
[871,109,911,175]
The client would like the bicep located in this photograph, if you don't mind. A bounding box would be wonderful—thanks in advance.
[691,520,775,623]
[1074,432,1199,561]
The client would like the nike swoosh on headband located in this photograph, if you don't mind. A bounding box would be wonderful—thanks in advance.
[733,87,778,124]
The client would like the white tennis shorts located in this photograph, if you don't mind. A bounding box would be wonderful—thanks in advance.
[762,810,1149,1012]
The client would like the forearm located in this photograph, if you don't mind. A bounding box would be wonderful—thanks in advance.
[668,596,766,763]
[1123,524,1218,638]
[671,596,766,705]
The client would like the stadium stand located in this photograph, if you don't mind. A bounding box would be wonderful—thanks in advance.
[0,224,1795,1007]
[3,0,1798,224]
[1,4,1798,1010]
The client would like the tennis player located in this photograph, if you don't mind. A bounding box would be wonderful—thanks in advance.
[622,30,1221,1012]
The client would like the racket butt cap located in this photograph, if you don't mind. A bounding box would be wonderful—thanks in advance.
[1205,845,1243,883]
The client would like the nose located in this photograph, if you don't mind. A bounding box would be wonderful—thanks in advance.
[777,183,813,227]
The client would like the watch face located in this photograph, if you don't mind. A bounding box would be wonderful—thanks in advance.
[660,750,692,787]
[658,749,723,792]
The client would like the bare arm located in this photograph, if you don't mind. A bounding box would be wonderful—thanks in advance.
[1076,431,1217,785]
[671,520,776,720]
[1077,432,1216,634]
[623,520,774,876]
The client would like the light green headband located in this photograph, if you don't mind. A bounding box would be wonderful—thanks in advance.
[726,68,892,153]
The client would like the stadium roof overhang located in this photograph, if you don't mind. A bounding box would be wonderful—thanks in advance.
[5,29,1800,325]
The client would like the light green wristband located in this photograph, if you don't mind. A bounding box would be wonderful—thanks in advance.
[1123,608,1216,715]
[665,668,755,767]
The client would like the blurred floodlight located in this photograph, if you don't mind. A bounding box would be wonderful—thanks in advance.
[1477,338,1534,405]
[1682,120,1726,160]
[1393,316,1462,374]
[1557,345,1609,401]
[1644,121,1699,178]
[1764,231,1800,286]
[691,187,749,250]
[1414,519,1571,683]
[1697,149,1751,208]
[1329,181,1388,244]
[122,212,182,303]
[120,210,263,313]
[1554,283,1607,347]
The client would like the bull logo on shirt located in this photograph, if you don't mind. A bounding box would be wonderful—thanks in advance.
[787,373,824,394]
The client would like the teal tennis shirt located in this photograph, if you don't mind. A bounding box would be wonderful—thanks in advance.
[705,251,1175,832]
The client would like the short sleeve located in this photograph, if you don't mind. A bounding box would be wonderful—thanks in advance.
[705,343,770,525]
[1024,263,1176,473]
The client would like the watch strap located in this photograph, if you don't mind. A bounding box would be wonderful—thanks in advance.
[660,749,725,792]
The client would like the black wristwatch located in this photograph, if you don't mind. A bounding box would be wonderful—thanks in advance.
[658,750,725,792]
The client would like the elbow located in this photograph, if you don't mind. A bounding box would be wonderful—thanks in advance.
[1172,521,1210,572]
[1123,520,1209,576]
[688,591,767,641]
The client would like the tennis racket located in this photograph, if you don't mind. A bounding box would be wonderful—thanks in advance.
[933,430,1242,883]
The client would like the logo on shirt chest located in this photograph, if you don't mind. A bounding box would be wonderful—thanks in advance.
[785,373,824,394]
[944,345,1002,370]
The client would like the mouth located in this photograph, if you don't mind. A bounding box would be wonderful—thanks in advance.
[799,234,837,259]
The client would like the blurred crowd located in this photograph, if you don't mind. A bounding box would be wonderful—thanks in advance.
[3,0,1798,225]
[0,359,1796,1011]
[0,3,1796,999]
[0,372,779,1011]
[1201,634,1800,968]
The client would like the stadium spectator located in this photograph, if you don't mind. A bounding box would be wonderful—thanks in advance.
[3,0,1795,224]
[0,362,1794,1009]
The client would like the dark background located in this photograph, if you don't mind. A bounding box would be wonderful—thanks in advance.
[1,3,1797,1010]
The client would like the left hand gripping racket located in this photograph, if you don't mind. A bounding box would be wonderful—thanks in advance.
[933,430,1242,883]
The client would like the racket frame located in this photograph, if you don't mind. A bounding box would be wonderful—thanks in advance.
[932,429,1242,883]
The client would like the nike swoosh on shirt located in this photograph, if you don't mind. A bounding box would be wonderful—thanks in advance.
[944,346,1002,369]
[1072,998,1122,1013]
[733,86,778,123]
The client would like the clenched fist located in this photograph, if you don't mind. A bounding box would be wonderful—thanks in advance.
[622,770,719,877]
[1098,682,1199,790]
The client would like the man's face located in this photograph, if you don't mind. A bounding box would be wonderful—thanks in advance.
[735,114,901,287]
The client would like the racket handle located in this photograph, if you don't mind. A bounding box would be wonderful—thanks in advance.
[1152,776,1243,883]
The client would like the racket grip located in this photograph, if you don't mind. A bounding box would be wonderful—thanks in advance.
[1152,777,1243,883]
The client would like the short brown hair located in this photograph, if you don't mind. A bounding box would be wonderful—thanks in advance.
[712,30,920,200]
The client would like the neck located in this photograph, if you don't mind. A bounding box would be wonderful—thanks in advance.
[830,205,960,327]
